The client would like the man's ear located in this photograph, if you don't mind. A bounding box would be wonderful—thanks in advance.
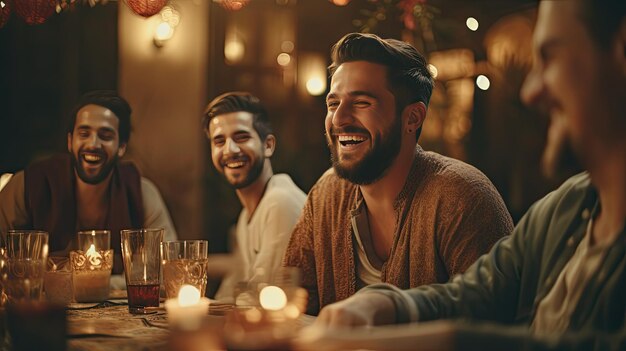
[263,134,276,158]
[403,102,427,132]
[118,143,127,158]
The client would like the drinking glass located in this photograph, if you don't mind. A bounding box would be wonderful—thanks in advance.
[121,228,163,314]
[3,231,49,302]
[161,240,208,298]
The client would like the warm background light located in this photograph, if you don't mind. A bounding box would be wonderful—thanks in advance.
[305,77,325,96]
[298,52,327,97]
[277,53,291,66]
[281,40,294,53]
[476,75,490,90]
[466,17,479,31]
[329,0,351,6]
[155,22,174,41]
[259,286,287,311]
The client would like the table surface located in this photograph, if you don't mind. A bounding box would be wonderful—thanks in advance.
[65,298,315,351]
[3,294,457,351]
[67,303,170,351]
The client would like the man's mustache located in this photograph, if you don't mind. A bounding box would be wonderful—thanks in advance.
[329,126,370,137]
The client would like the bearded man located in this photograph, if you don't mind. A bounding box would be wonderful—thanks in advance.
[310,1,626,349]
[0,90,177,274]
[203,92,307,301]
[283,32,514,315]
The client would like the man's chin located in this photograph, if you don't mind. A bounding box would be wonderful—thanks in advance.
[75,163,116,185]
[541,138,582,181]
[332,160,388,186]
[76,171,109,185]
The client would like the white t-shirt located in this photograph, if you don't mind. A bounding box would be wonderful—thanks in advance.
[215,174,306,301]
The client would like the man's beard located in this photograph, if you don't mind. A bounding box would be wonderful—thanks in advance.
[329,116,402,185]
[541,121,581,180]
[224,156,265,190]
[72,150,118,185]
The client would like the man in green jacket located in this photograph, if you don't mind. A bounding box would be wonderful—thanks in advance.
[310,0,626,349]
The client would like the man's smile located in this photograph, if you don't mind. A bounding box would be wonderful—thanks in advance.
[222,156,249,170]
[80,150,106,166]
[337,134,367,147]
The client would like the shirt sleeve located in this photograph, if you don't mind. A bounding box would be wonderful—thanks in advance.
[359,283,419,323]
[0,171,29,239]
[253,192,305,285]
[140,178,178,241]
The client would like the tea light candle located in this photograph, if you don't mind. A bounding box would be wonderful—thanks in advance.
[165,285,210,331]
[73,270,110,302]
[259,286,287,311]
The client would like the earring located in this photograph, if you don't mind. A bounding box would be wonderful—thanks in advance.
[407,129,413,133]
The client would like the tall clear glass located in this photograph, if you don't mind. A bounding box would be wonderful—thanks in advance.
[3,231,49,302]
[120,228,163,314]
[161,240,208,298]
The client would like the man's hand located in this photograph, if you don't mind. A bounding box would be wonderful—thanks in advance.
[314,292,396,328]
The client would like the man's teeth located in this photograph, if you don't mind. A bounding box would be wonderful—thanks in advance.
[338,135,366,145]
[83,154,102,162]
[226,161,245,168]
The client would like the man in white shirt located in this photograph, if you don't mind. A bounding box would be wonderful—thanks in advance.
[204,92,306,301]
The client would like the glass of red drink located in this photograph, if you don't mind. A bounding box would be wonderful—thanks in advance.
[120,228,163,314]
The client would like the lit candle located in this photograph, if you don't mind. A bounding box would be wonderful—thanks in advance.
[223,285,295,350]
[259,286,287,311]
[70,239,112,303]
[86,244,101,267]
[165,285,210,331]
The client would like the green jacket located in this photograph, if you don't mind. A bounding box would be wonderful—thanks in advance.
[400,173,626,350]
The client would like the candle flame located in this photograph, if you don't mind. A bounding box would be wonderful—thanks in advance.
[86,244,102,267]
[259,286,287,311]
[178,284,200,307]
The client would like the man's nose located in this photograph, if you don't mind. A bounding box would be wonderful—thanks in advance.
[223,138,240,155]
[520,66,543,108]
[85,133,101,148]
[331,102,353,128]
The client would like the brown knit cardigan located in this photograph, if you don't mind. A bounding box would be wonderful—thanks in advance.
[283,146,514,315]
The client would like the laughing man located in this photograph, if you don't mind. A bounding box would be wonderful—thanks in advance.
[204,92,307,301]
[0,90,177,274]
[283,32,514,315]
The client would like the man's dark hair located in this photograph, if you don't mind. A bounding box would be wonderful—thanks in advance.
[575,0,625,50]
[67,90,132,145]
[329,32,434,142]
[202,92,273,141]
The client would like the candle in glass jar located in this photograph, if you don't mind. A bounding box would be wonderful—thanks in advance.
[70,244,112,303]
[73,270,110,302]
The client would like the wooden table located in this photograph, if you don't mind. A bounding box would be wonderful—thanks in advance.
[67,302,170,351]
[5,298,462,351]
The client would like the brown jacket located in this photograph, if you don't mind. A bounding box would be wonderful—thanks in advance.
[24,154,144,274]
[283,146,514,315]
